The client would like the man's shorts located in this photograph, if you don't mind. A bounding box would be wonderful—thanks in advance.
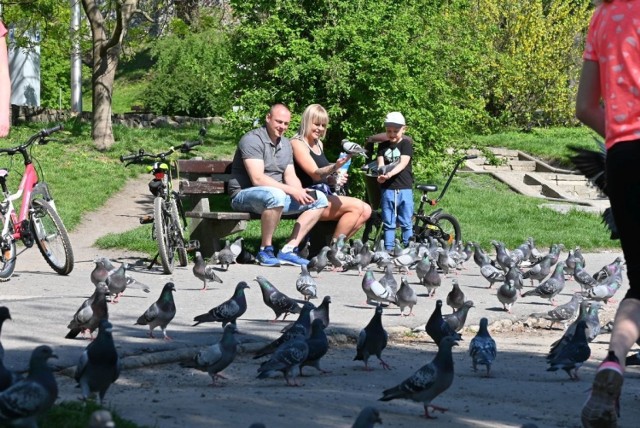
[231,186,328,215]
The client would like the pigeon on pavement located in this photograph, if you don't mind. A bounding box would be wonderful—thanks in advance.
[497,279,518,313]
[522,262,566,305]
[66,283,109,339]
[352,406,382,428]
[103,262,151,302]
[472,242,492,269]
[300,319,330,375]
[446,279,465,311]
[362,268,395,305]
[592,256,623,282]
[192,281,250,327]
[310,296,331,328]
[546,320,591,380]
[522,254,552,286]
[254,302,315,359]
[422,259,442,297]
[379,336,458,419]
[308,246,330,275]
[396,276,418,316]
[255,276,301,321]
[532,293,583,330]
[0,345,58,427]
[354,304,390,370]
[182,324,238,386]
[216,240,236,270]
[257,333,309,386]
[296,264,317,301]
[469,317,497,377]
[443,300,474,333]
[547,300,591,362]
[480,262,505,289]
[74,319,121,404]
[425,300,462,345]
[193,251,223,291]
[379,264,399,295]
[135,282,177,340]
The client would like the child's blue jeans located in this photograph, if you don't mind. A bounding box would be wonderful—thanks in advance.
[380,188,414,250]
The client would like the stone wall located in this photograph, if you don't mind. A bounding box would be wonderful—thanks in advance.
[10,105,225,128]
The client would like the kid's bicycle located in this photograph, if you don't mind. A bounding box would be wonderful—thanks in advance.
[0,124,74,281]
[120,128,205,274]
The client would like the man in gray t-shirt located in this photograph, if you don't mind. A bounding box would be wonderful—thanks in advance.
[229,104,328,267]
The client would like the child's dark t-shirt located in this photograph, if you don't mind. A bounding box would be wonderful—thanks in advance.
[377,137,413,190]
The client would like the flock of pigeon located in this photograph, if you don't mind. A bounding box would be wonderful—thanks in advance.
[0,231,630,427]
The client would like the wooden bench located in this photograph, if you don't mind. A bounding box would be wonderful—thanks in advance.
[176,159,335,259]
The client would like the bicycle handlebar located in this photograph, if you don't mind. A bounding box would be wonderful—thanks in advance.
[39,124,64,138]
[120,135,204,166]
[0,123,64,156]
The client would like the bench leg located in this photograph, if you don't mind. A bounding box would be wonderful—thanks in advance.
[189,218,247,259]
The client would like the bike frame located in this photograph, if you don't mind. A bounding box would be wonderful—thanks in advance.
[0,163,39,241]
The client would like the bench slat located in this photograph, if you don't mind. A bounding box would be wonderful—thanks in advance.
[185,211,251,220]
[179,180,225,195]
[177,160,232,175]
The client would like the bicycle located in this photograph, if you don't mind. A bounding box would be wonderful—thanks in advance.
[120,128,205,274]
[0,124,74,281]
[361,152,476,248]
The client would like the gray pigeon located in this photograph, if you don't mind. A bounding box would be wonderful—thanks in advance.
[574,260,598,292]
[192,281,250,327]
[296,264,318,301]
[480,262,505,288]
[379,264,399,295]
[582,269,623,304]
[354,304,390,370]
[497,280,518,313]
[90,257,111,286]
[0,307,20,393]
[297,241,311,260]
[342,139,367,157]
[257,334,309,386]
[563,249,577,278]
[505,262,524,294]
[183,324,238,386]
[308,246,330,275]
[135,282,177,340]
[362,268,395,305]
[396,276,418,316]
[255,276,301,321]
[104,262,150,302]
[521,262,566,305]
[446,279,465,311]
[443,300,474,333]
[310,296,331,328]
[66,283,109,339]
[0,345,58,427]
[492,240,513,271]
[547,300,591,362]
[472,242,492,268]
[546,320,591,380]
[469,317,497,377]
[425,300,462,345]
[216,240,236,270]
[352,406,382,428]
[415,253,430,282]
[74,319,121,404]
[422,258,442,297]
[254,302,315,359]
[379,336,458,419]
[592,256,623,282]
[532,293,583,330]
[522,254,552,286]
[193,251,223,291]
[300,319,330,375]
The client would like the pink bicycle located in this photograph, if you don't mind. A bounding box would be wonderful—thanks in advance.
[0,125,74,281]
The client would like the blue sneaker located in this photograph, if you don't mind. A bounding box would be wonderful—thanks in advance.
[277,248,309,266]
[257,246,280,267]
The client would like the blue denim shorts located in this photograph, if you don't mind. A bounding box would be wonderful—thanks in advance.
[231,186,328,215]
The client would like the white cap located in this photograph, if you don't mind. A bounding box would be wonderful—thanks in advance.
[384,111,405,126]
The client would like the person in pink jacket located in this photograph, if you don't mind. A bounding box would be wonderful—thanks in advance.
[0,21,10,137]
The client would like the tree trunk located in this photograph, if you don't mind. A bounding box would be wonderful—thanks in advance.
[82,0,138,150]
[175,0,200,27]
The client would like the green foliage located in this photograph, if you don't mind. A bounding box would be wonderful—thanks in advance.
[143,13,234,117]
[44,401,139,428]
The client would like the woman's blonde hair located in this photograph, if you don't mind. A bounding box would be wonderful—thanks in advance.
[297,104,329,141]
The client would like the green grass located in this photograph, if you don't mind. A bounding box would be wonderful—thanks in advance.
[44,401,139,428]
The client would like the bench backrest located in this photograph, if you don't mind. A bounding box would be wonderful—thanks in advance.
[177,159,233,195]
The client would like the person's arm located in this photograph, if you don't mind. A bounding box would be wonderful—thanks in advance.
[243,158,314,205]
[291,138,349,181]
[378,155,411,183]
[576,59,605,138]
[0,29,11,138]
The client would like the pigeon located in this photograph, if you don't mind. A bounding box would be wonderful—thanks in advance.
[396,276,418,316]
[547,300,592,362]
[216,240,236,270]
[378,264,399,295]
[66,283,109,339]
[327,239,346,271]
[522,254,552,286]
[582,270,623,304]
[90,257,111,286]
[379,336,458,419]
[297,241,311,260]
[193,251,223,291]
[415,253,430,282]
[236,238,257,264]
[296,264,318,301]
[563,249,577,278]
[592,256,623,282]
[472,242,492,269]
[254,302,315,359]
[343,242,373,275]
[527,237,544,263]
[532,293,583,330]
[522,261,566,305]
[446,279,465,311]
[469,317,497,377]
[443,300,474,333]
[257,334,309,386]
[255,276,301,321]
[104,262,150,302]
[497,280,518,313]
[425,300,462,345]
[491,240,513,271]
[88,409,115,428]
[574,259,598,292]
[342,139,367,157]
[480,262,505,289]
[0,345,58,427]
[546,320,591,380]
[192,281,250,327]
[135,282,177,340]
[74,319,121,404]
[354,304,390,370]
[422,258,442,297]
[229,236,243,258]
[584,301,604,342]
[574,246,586,268]
[0,307,20,393]
[310,296,331,328]
[436,247,457,276]
[362,268,395,305]
[352,406,382,428]
[504,262,524,294]
[300,319,330,375]
[308,246,330,275]
[183,324,238,386]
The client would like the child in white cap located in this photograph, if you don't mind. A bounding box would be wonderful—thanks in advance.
[376,111,414,250]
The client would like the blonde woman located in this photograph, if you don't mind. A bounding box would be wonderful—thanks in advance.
[292,104,371,242]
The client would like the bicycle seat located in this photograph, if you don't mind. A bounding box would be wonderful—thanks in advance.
[416,184,437,193]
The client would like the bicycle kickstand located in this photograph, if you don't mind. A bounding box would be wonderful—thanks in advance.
[147,253,160,270]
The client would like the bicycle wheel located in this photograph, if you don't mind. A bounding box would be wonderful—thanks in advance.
[433,212,462,247]
[0,222,17,281]
[154,196,175,274]
[30,198,74,275]
[170,198,188,267]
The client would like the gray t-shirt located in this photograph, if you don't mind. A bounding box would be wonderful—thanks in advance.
[228,125,294,198]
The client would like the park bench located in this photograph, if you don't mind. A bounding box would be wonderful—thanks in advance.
[176,159,335,259]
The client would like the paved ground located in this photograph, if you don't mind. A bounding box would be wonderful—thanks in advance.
[1,174,639,427]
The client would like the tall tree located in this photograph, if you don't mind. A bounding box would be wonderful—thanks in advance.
[82,0,140,150]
